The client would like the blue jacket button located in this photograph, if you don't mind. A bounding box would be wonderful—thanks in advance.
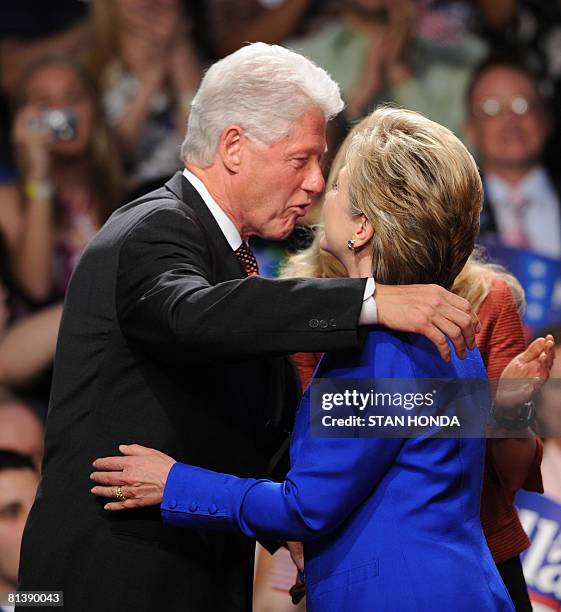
[189,502,198,512]
[168,500,178,509]
[309,319,319,328]
[209,504,218,515]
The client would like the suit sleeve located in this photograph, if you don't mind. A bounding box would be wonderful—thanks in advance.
[116,208,366,362]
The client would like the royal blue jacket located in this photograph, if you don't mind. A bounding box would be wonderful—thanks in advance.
[162,329,515,611]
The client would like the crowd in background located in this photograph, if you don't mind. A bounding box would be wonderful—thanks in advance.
[1,1,561,609]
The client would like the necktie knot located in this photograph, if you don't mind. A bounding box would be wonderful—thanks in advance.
[234,242,260,276]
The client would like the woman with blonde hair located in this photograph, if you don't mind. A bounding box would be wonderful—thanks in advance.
[92,107,522,610]
[285,114,548,612]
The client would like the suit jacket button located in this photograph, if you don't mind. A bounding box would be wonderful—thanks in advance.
[309,319,319,328]
[209,504,218,515]
[329,319,337,327]
[319,319,328,328]
[189,502,198,512]
[169,500,178,509]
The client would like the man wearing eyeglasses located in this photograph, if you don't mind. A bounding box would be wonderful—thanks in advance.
[465,56,561,260]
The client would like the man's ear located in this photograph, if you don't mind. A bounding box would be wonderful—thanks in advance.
[218,125,244,173]
[353,215,374,249]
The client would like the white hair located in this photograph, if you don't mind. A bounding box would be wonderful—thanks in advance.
[180,42,344,167]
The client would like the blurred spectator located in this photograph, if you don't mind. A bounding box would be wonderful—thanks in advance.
[0,1,90,96]
[0,396,44,469]
[485,1,561,169]
[0,451,39,600]
[465,57,561,260]
[0,302,62,392]
[287,0,486,133]
[3,55,123,303]
[0,0,91,182]
[415,1,516,46]
[198,0,338,58]
[90,0,201,192]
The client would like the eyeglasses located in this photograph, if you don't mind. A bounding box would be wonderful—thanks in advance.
[472,96,539,118]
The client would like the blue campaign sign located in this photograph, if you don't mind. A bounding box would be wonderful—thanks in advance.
[480,240,561,333]
[517,490,561,610]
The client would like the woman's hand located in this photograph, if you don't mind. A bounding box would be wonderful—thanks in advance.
[495,334,555,411]
[90,444,176,511]
[13,104,54,182]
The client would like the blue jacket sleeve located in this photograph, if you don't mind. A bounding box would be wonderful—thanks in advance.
[162,434,404,541]
[161,332,424,541]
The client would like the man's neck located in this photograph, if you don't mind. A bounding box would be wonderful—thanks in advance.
[185,163,246,238]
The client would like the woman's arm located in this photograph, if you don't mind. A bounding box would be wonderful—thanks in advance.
[91,430,403,542]
[0,302,62,385]
[11,105,56,301]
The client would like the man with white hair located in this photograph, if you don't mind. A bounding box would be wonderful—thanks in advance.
[17,43,476,611]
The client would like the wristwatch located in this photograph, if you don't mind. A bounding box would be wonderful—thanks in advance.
[492,400,536,431]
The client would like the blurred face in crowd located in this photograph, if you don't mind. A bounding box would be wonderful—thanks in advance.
[23,63,94,157]
[233,107,326,240]
[0,404,44,469]
[0,467,38,589]
[466,66,548,174]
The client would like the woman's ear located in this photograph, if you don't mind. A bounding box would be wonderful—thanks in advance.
[353,215,374,249]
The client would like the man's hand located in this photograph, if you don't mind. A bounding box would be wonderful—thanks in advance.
[90,444,176,511]
[375,283,479,361]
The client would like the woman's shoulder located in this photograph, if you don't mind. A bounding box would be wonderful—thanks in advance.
[364,328,486,380]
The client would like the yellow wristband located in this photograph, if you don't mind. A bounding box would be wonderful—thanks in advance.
[23,179,54,201]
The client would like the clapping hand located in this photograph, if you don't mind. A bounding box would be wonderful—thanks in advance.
[495,335,555,414]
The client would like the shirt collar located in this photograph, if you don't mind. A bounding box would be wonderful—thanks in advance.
[182,168,243,251]
[485,166,552,205]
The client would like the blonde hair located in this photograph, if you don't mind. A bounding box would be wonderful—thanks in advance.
[345,107,482,287]
[452,248,525,313]
[283,107,523,312]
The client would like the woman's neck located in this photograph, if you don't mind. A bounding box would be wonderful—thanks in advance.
[344,250,374,279]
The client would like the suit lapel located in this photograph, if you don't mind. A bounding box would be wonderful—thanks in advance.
[164,172,247,281]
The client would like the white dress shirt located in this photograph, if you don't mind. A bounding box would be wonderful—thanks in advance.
[182,169,378,323]
[486,167,561,259]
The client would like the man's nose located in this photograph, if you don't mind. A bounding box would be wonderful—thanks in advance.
[303,164,325,195]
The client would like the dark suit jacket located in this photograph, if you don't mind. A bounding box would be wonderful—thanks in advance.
[17,172,366,612]
[479,169,561,244]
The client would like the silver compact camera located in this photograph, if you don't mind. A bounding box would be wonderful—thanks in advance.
[38,109,77,141]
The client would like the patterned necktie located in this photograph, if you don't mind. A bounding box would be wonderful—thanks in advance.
[234,242,260,276]
[505,188,530,249]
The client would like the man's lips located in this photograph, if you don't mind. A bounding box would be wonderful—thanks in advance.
[292,203,312,217]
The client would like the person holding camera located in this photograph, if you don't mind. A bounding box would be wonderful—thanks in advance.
[6,54,123,304]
